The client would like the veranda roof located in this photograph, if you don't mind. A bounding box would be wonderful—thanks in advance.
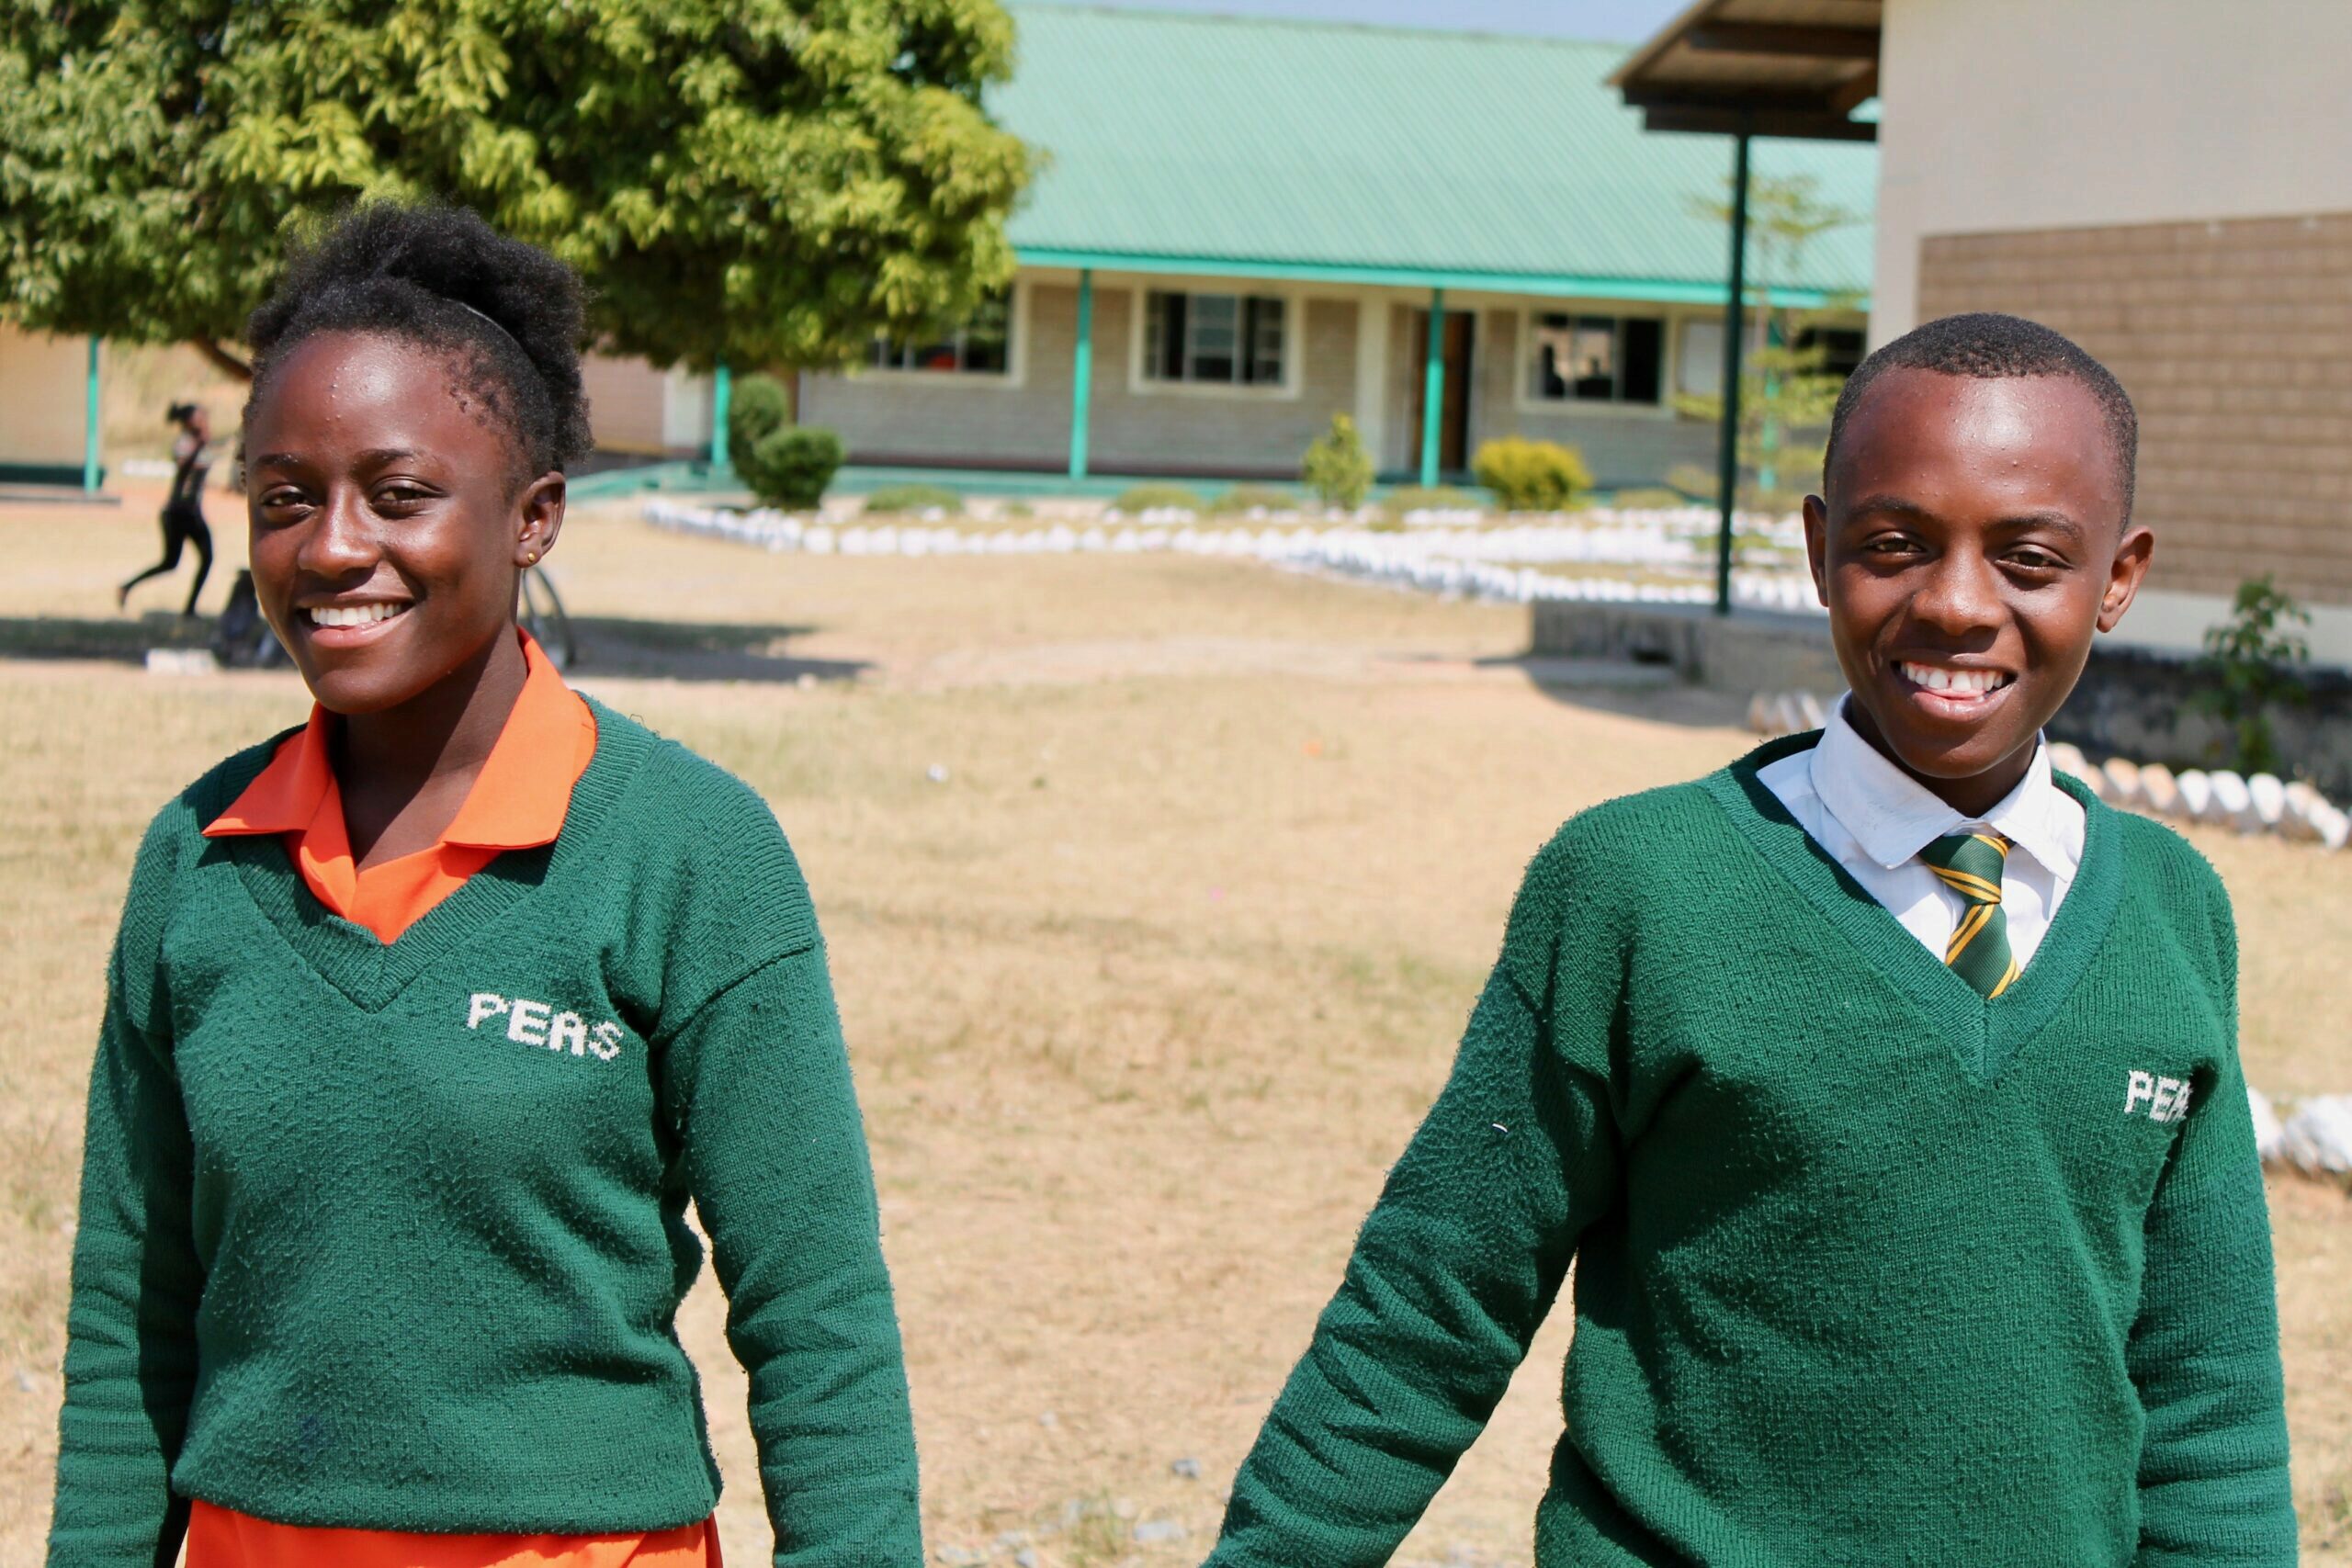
[994,3,1878,307]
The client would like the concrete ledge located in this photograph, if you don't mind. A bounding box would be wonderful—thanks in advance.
[1531,601,1848,694]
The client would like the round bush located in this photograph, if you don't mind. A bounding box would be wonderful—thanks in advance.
[1473,436,1593,512]
[740,424,844,511]
[863,483,964,515]
[727,373,793,464]
[1112,483,1204,514]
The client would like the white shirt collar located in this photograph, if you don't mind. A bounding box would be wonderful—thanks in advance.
[1808,700,2081,877]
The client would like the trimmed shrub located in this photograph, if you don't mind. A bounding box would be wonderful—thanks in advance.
[1112,483,1204,514]
[1382,484,1486,517]
[740,425,844,510]
[1301,412,1374,510]
[1210,483,1297,514]
[1473,436,1593,512]
[727,373,793,463]
[863,483,964,515]
[1607,485,1693,510]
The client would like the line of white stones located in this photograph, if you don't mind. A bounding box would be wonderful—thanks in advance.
[639,499,1829,615]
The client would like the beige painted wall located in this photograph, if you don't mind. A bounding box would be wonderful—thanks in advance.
[799,278,1366,477]
[1874,0,2352,340]
[0,326,90,468]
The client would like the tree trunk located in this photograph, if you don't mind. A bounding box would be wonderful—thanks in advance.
[193,336,254,380]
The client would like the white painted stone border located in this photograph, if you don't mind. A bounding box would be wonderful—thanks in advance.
[640,498,1829,615]
[1745,691,2348,852]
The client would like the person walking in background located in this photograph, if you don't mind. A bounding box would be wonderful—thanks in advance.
[118,401,216,617]
[50,205,922,1568]
[1204,314,2295,1566]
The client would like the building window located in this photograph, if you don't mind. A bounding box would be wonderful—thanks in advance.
[1794,325,1867,379]
[1144,291,1286,386]
[870,292,1012,375]
[1529,313,1663,405]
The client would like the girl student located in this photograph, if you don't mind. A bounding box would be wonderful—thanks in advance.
[49,206,922,1568]
[119,400,217,617]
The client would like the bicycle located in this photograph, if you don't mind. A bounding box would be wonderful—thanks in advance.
[520,563,579,670]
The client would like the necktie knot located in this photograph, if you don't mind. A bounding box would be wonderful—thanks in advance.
[1921,830,2018,998]
[1922,830,2011,907]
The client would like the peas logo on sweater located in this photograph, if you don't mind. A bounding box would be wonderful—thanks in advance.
[468,991,628,1061]
[2125,1070,2193,1123]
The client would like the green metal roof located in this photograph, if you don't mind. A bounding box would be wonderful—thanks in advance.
[996,5,1877,306]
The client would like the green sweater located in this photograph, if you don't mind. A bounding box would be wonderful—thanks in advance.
[1208,736,2295,1567]
[49,702,920,1568]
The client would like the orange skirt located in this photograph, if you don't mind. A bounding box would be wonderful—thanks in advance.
[185,1501,721,1567]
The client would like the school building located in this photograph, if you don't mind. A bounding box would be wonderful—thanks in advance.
[0,326,96,488]
[593,3,1875,489]
[1617,0,2352,659]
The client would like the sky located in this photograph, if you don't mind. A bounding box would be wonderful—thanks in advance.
[1041,0,1690,44]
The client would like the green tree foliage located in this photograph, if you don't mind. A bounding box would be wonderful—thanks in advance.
[2195,575,2312,776]
[1300,412,1373,511]
[1473,436,1592,513]
[0,0,1031,374]
[1673,174,1860,514]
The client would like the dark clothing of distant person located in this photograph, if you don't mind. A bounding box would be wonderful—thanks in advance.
[121,431,214,616]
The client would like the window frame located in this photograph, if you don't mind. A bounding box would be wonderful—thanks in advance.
[1127,284,1306,400]
[1516,307,1672,414]
[855,282,1027,389]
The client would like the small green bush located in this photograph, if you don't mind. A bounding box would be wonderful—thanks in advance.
[1382,484,1485,517]
[726,373,793,464]
[1302,413,1374,510]
[740,425,844,510]
[1210,483,1296,514]
[1473,436,1593,512]
[1608,485,1692,510]
[1111,483,1204,514]
[863,483,963,515]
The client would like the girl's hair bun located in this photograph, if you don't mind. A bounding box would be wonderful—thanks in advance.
[244,203,594,478]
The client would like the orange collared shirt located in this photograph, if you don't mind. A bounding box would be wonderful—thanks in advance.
[204,631,597,943]
[191,634,715,1566]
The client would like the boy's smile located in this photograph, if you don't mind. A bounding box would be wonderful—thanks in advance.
[1804,368,2154,818]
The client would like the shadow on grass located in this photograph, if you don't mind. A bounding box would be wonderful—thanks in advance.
[1470,652,1752,731]
[0,613,871,685]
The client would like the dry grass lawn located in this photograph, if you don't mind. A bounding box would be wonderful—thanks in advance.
[2,488,2346,1565]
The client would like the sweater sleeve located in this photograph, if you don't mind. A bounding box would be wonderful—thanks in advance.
[1205,829,1627,1568]
[663,936,922,1568]
[2129,879,2297,1565]
[49,819,202,1568]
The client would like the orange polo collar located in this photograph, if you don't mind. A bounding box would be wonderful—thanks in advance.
[204,632,596,942]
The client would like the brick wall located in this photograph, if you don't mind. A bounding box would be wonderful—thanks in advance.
[1917,213,2352,607]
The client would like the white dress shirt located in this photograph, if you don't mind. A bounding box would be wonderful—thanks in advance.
[1756,701,2085,969]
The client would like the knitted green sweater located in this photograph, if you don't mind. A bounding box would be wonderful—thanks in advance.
[1208,736,2295,1567]
[49,702,920,1568]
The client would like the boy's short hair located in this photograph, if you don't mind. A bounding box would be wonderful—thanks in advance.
[1825,312,2139,520]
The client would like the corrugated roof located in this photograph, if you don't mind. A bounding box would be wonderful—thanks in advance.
[995,4,1877,302]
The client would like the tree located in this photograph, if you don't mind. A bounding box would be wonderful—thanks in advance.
[0,0,1032,378]
[1669,174,1860,514]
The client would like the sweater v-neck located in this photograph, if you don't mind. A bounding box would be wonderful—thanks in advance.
[215,697,656,1014]
[1702,731,2125,1082]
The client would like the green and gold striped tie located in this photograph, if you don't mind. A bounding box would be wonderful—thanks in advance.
[1922,830,2020,998]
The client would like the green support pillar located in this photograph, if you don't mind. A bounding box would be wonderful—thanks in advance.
[1419,287,1445,487]
[83,336,101,493]
[1713,132,1751,617]
[710,361,733,471]
[1069,268,1094,479]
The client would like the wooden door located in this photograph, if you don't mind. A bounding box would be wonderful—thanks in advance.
[1405,310,1477,476]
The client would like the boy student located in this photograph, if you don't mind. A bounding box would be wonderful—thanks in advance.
[1202,313,2297,1566]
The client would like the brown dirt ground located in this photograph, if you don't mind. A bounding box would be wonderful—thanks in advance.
[1,491,2346,1566]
